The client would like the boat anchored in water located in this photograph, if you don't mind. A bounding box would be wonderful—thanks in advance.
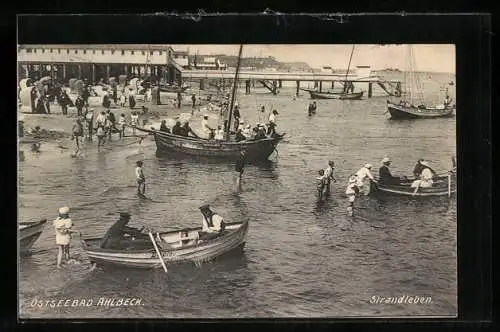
[386,45,456,119]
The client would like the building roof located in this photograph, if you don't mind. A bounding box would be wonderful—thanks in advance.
[173,58,189,66]
[18,44,173,51]
[173,49,189,55]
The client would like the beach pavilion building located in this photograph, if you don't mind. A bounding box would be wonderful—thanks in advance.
[17,44,184,85]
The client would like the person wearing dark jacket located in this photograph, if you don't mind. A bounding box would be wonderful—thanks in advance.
[99,212,144,249]
[379,157,401,185]
[235,149,246,192]
[59,91,72,116]
[172,121,183,135]
[180,122,199,138]
[159,120,170,133]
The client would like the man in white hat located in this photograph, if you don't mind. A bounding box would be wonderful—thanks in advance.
[345,175,360,215]
[355,163,376,195]
[378,157,401,185]
[53,206,76,268]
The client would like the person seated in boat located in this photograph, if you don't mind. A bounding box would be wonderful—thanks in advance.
[378,157,401,185]
[214,126,225,140]
[198,205,226,241]
[159,120,170,133]
[413,159,437,178]
[266,122,278,138]
[99,212,145,249]
[255,124,267,139]
[235,128,246,142]
[172,121,182,135]
[242,124,252,138]
[444,94,452,108]
[411,161,434,189]
[237,120,245,132]
[180,121,199,138]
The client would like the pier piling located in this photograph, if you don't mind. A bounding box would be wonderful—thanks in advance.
[296,80,300,96]
[368,82,372,98]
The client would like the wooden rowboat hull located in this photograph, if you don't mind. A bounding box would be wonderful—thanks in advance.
[19,219,47,254]
[136,127,284,162]
[387,102,455,119]
[370,175,457,197]
[308,91,364,100]
[82,221,249,269]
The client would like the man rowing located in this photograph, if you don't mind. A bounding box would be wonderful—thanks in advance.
[99,212,145,249]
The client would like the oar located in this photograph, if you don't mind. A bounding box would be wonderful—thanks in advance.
[148,231,168,273]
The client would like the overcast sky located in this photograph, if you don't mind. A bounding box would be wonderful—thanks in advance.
[170,44,455,73]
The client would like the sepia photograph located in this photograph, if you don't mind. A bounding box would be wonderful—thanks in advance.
[17,43,457,319]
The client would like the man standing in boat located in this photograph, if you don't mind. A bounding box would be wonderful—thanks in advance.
[199,205,226,241]
[201,115,215,139]
[135,161,146,196]
[269,109,279,126]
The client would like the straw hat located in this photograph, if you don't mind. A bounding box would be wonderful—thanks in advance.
[59,206,70,215]
[381,157,391,164]
[420,161,430,167]
[348,175,357,183]
[364,163,372,169]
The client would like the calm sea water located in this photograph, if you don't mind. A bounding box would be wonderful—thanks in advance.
[19,72,457,319]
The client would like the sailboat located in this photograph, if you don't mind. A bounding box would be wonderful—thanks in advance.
[386,45,455,119]
[306,45,364,100]
[136,44,284,162]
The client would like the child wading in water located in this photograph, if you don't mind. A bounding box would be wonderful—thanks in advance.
[53,206,77,268]
[96,124,106,150]
[135,160,146,196]
[118,113,127,139]
[345,175,359,216]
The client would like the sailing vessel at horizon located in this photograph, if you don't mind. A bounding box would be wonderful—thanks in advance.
[386,45,455,119]
[305,45,364,100]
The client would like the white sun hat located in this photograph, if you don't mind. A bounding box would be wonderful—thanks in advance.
[381,157,391,164]
[59,206,70,215]
[364,163,372,169]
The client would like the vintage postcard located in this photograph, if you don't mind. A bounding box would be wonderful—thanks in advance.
[18,43,457,319]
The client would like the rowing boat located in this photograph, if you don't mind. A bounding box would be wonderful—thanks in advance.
[19,219,47,254]
[370,173,456,197]
[81,220,249,269]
